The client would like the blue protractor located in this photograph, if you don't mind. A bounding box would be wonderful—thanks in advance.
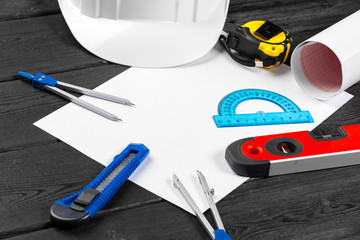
[213,89,314,127]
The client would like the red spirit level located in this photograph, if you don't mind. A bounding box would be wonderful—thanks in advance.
[225,124,360,177]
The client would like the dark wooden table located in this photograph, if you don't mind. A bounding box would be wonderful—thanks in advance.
[1,1,360,239]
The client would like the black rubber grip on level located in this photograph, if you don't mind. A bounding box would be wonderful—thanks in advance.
[225,137,270,177]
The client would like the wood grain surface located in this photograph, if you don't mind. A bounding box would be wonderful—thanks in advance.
[1,0,360,239]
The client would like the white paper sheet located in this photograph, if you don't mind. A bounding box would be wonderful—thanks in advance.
[34,44,352,213]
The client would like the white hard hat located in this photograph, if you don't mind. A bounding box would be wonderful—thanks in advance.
[58,0,229,67]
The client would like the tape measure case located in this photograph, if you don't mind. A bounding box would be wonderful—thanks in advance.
[222,20,292,68]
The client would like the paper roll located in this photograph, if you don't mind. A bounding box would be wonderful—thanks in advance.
[291,10,360,99]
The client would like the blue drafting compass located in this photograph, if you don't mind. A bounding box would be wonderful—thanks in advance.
[18,71,134,121]
[213,89,314,127]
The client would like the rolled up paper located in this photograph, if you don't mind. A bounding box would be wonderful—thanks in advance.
[291,10,360,100]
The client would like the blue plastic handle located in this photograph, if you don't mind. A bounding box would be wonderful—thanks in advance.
[214,229,232,240]
[18,71,57,89]
[18,71,34,80]
[50,143,149,226]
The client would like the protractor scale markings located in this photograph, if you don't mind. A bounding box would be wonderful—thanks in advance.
[213,89,314,127]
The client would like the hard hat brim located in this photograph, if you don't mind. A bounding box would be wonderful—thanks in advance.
[58,0,229,67]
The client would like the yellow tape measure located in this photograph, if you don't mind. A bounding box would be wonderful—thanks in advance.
[220,21,292,68]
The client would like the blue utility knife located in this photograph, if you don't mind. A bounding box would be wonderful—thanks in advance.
[50,143,149,226]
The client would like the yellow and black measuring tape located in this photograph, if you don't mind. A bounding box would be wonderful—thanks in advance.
[220,20,292,68]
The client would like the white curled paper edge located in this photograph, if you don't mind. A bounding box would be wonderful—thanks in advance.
[291,10,360,100]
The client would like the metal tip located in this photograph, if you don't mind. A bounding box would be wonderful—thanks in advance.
[129,102,135,107]
[172,174,179,181]
[115,117,122,122]
[197,170,204,180]
[172,174,180,189]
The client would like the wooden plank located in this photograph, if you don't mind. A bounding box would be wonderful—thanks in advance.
[0,141,161,237]
[0,0,59,21]
[2,0,360,239]
[1,0,358,82]
[226,0,360,40]
[7,165,360,240]
[0,14,112,82]
[225,0,360,63]
[216,166,360,239]
[2,86,358,239]
[0,64,128,152]
[5,201,207,240]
